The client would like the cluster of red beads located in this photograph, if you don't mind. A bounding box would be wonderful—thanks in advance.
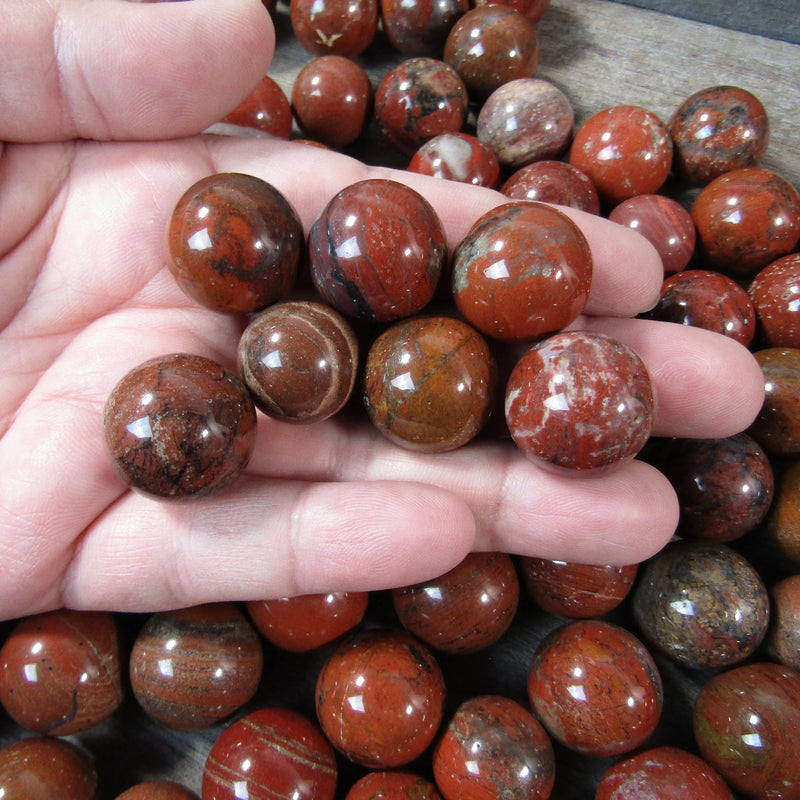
[7,2,800,800]
[2,539,799,797]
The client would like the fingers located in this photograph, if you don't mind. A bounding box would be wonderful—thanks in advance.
[0,0,273,142]
[58,436,678,614]
[204,136,665,318]
[59,478,477,613]
[246,422,681,564]
[575,316,766,438]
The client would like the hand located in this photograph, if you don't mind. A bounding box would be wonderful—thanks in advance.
[0,0,764,621]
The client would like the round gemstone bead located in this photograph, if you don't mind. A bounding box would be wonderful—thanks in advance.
[632,540,769,669]
[315,629,446,768]
[290,0,378,57]
[647,433,773,542]
[363,315,497,452]
[374,58,469,155]
[569,105,673,204]
[129,603,263,731]
[237,300,359,423]
[646,269,756,346]
[381,0,468,56]
[505,331,655,471]
[443,5,538,100]
[103,353,257,500]
[518,558,638,619]
[221,76,292,138]
[291,56,373,147]
[0,609,123,735]
[691,167,800,275]
[595,746,734,800]
[765,459,800,568]
[245,591,369,652]
[527,619,663,757]
[408,132,500,188]
[669,84,770,185]
[477,78,574,170]
[203,707,337,800]
[114,782,200,800]
[433,695,555,800]
[748,252,800,348]
[474,0,550,24]
[0,737,98,800]
[766,574,800,671]
[747,346,800,458]
[308,179,446,322]
[694,662,800,798]
[167,173,303,314]
[392,552,519,654]
[451,201,592,343]
[344,772,442,800]
[500,160,599,214]
[608,193,696,274]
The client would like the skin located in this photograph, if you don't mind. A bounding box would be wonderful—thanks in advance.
[0,0,765,620]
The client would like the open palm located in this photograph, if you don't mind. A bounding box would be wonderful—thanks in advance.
[0,0,764,621]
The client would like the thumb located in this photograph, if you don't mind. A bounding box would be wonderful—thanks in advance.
[1,0,274,142]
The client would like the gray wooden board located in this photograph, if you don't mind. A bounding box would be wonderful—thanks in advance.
[1,2,799,798]
[610,0,800,44]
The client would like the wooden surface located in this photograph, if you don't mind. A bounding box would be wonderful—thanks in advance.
[2,2,799,798]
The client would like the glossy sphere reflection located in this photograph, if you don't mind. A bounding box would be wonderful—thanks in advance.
[315,629,446,768]
[527,619,663,757]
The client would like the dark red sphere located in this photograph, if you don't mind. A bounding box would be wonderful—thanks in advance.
[290,0,378,57]
[238,300,359,423]
[747,346,800,458]
[608,194,696,274]
[569,105,672,204]
[392,552,519,653]
[443,5,538,100]
[114,782,200,800]
[309,179,446,322]
[518,558,638,618]
[129,603,263,731]
[0,609,123,735]
[221,76,292,138]
[527,619,663,757]
[292,56,373,147]
[103,353,257,500]
[505,331,655,471]
[363,315,497,452]
[408,132,500,188]
[315,629,446,768]
[0,737,97,800]
[167,173,303,314]
[452,201,592,343]
[501,160,599,214]
[375,58,469,155]
[595,746,734,800]
[381,0,468,56]
[647,269,756,346]
[694,662,800,798]
[692,167,800,275]
[245,591,369,652]
[669,84,770,185]
[748,252,800,348]
[203,707,337,800]
[433,695,555,800]
[345,772,443,799]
